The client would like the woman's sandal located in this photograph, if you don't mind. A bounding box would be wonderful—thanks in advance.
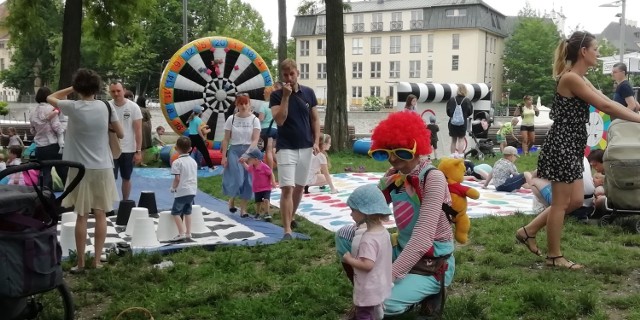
[515,226,542,256]
[546,255,583,270]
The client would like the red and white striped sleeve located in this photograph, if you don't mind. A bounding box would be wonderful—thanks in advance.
[392,169,453,280]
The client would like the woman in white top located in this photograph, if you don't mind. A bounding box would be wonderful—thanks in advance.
[47,68,124,272]
[220,93,261,217]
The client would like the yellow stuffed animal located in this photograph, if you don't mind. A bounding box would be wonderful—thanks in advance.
[437,158,480,244]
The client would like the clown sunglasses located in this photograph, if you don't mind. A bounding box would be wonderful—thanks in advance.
[368,141,417,161]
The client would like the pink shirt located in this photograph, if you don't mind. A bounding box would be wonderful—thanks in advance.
[247,161,272,192]
[353,229,393,307]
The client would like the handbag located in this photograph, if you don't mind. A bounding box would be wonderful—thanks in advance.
[103,100,122,159]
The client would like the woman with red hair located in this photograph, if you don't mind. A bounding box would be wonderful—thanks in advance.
[336,112,455,317]
[220,94,261,217]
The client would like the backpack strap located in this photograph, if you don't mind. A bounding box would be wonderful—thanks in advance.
[419,165,458,223]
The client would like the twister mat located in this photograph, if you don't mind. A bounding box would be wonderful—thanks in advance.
[57,167,306,257]
[270,173,535,232]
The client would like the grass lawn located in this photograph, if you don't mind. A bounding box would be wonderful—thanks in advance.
[64,151,640,320]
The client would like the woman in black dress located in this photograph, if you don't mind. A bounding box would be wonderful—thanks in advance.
[446,84,472,155]
[515,31,640,269]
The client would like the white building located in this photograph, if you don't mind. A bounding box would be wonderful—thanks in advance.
[291,0,510,107]
[0,3,18,102]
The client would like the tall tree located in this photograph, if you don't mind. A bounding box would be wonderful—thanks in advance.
[277,0,287,71]
[57,0,82,90]
[503,16,561,107]
[324,0,348,151]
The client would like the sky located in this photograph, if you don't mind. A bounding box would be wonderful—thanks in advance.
[242,0,640,44]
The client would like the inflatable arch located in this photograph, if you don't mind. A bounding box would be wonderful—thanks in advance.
[159,36,273,146]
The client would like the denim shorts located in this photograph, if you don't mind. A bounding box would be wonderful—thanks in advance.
[171,195,195,215]
[539,184,552,204]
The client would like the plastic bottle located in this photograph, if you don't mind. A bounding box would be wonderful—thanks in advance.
[153,261,174,269]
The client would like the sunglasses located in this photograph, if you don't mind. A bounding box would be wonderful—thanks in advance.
[236,93,249,97]
[369,141,417,161]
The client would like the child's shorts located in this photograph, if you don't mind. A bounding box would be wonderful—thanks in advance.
[254,190,271,203]
[496,134,506,144]
[171,195,196,215]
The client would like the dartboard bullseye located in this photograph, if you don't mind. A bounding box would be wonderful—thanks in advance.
[160,36,273,147]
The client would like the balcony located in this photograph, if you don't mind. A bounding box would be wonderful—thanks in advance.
[410,20,424,30]
[371,22,383,31]
[390,21,403,31]
[317,25,326,34]
[352,23,364,32]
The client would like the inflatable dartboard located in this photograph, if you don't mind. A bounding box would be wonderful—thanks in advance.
[159,36,273,146]
[585,105,610,156]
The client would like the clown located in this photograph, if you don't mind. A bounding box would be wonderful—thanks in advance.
[336,112,455,317]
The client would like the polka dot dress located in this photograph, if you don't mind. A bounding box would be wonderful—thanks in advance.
[537,92,589,183]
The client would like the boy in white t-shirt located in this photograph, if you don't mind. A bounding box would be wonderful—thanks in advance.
[170,136,199,241]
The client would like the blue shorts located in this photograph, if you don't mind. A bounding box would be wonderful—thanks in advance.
[539,184,552,204]
[171,195,195,215]
[113,152,135,180]
[254,190,271,202]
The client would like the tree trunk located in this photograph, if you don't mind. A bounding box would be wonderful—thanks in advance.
[277,0,287,72]
[324,0,349,151]
[57,0,82,90]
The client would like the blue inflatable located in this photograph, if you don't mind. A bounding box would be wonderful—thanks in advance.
[353,138,372,156]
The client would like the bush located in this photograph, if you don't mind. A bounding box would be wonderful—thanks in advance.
[0,101,8,116]
[363,96,383,111]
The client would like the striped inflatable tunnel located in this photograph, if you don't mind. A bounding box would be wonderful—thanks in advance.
[397,82,492,105]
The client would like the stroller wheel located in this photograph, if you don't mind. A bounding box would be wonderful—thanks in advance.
[599,214,613,227]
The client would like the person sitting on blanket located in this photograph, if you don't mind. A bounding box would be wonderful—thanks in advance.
[482,146,532,192]
[335,111,455,318]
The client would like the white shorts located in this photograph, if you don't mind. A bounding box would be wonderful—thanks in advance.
[276,148,313,187]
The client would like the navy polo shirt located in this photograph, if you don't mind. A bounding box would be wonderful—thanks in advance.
[613,80,634,107]
[270,85,318,151]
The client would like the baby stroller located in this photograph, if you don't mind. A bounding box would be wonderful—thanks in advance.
[464,111,495,160]
[0,160,85,320]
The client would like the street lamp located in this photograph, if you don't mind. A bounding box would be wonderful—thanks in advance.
[599,0,626,63]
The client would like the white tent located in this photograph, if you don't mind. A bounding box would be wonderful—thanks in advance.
[598,52,640,74]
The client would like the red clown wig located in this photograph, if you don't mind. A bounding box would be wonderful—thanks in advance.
[370,111,432,156]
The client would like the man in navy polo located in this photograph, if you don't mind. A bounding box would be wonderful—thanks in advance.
[270,59,321,240]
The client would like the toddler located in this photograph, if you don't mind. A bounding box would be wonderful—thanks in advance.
[342,184,393,320]
[426,116,439,160]
[0,153,5,172]
[1,127,24,148]
[304,134,337,194]
[593,172,605,199]
[483,146,531,192]
[240,147,276,222]
[169,136,199,241]
[495,121,518,153]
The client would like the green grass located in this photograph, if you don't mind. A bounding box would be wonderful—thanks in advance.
[64,151,640,320]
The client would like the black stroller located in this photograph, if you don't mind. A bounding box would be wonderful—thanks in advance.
[0,160,85,320]
[465,111,495,160]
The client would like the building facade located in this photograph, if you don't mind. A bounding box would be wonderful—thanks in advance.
[0,2,18,102]
[291,0,509,107]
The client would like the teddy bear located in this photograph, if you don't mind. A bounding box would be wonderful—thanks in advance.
[437,157,480,244]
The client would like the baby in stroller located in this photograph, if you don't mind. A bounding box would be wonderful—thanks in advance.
[464,111,495,160]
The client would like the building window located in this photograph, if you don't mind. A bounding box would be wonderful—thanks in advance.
[410,10,423,29]
[391,12,403,30]
[388,86,394,99]
[353,14,364,32]
[390,36,401,54]
[317,39,326,56]
[409,60,421,78]
[410,35,421,53]
[300,40,309,56]
[452,34,460,50]
[0,43,5,49]
[317,15,326,34]
[493,38,497,53]
[390,61,400,78]
[371,13,383,31]
[300,63,309,79]
[352,38,363,55]
[427,34,434,52]
[452,55,459,71]
[427,60,433,78]
[370,37,381,54]
[371,61,381,78]
[352,62,363,79]
[370,86,381,97]
[317,63,327,79]
[446,8,467,17]
[352,86,362,98]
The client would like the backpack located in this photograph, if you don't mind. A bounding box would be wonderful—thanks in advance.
[603,119,640,210]
[450,97,465,126]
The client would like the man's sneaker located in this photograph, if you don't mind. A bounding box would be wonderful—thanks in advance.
[262,214,272,222]
[290,220,298,229]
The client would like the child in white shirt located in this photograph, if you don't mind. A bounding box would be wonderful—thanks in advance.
[169,136,199,241]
